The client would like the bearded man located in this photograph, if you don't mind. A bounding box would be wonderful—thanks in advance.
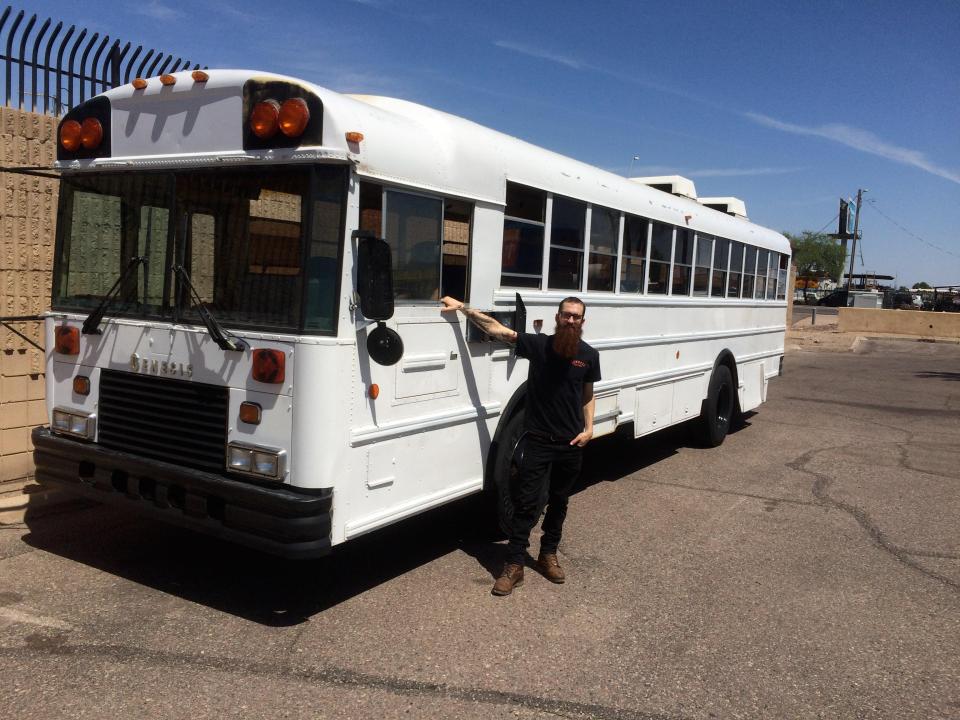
[440,296,601,596]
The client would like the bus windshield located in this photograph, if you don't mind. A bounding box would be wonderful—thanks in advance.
[53,165,346,333]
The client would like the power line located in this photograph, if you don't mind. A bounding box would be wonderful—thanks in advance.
[815,212,839,235]
[864,199,959,259]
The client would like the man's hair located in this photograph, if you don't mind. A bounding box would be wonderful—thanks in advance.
[557,296,586,316]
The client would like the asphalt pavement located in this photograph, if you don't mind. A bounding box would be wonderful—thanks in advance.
[1,337,958,719]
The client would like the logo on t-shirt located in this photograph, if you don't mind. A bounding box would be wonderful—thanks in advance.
[571,359,588,368]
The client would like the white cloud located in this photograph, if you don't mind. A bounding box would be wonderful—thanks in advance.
[626,165,678,176]
[135,2,183,21]
[685,166,806,178]
[206,1,262,24]
[744,112,960,186]
[493,41,582,70]
[621,165,803,179]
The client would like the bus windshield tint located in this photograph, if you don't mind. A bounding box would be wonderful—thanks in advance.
[53,166,345,333]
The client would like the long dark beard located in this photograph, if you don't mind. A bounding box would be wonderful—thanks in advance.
[552,323,582,360]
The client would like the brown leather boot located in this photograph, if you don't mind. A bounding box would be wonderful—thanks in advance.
[535,552,565,583]
[491,563,524,596]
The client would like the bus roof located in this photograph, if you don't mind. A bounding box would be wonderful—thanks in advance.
[70,69,790,254]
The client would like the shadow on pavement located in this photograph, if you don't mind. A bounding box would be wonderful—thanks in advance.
[915,370,960,382]
[21,421,735,626]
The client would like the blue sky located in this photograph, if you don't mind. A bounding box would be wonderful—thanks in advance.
[22,0,960,286]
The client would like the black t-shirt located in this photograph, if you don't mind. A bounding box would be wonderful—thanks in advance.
[515,333,601,441]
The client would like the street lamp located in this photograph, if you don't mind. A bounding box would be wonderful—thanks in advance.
[628,155,640,176]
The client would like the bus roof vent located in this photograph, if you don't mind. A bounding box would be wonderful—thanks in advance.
[699,196,748,219]
[629,175,698,199]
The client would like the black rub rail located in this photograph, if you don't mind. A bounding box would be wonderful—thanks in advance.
[32,427,333,559]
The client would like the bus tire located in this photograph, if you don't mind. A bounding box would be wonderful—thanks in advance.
[489,409,525,534]
[695,364,734,447]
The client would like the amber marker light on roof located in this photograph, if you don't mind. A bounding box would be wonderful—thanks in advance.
[250,100,280,139]
[160,74,177,86]
[80,118,103,150]
[132,78,147,89]
[345,131,364,143]
[59,120,82,151]
[191,70,209,82]
[278,98,310,137]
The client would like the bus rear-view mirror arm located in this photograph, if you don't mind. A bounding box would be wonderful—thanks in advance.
[353,230,404,366]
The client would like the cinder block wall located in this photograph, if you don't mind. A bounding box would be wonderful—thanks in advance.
[0,107,58,489]
[838,307,960,338]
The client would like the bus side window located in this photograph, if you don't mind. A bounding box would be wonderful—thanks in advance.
[672,228,693,295]
[620,214,648,293]
[359,182,382,234]
[587,205,618,292]
[442,198,471,300]
[777,253,788,300]
[742,245,757,299]
[501,182,546,289]
[385,189,443,301]
[548,195,587,290]
[648,221,672,295]
[728,241,744,298]
[711,238,730,298]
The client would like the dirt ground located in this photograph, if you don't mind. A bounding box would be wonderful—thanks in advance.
[787,318,960,353]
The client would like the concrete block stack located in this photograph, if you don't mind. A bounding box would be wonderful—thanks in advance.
[0,106,60,518]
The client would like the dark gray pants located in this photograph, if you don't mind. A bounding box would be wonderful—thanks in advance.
[506,436,582,565]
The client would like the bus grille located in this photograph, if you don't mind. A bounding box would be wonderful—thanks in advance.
[98,370,228,473]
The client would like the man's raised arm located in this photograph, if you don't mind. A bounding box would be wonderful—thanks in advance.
[440,296,518,343]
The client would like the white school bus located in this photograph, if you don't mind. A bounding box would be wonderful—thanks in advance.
[34,69,790,558]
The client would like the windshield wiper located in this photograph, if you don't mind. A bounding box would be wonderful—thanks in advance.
[82,256,145,335]
[172,264,247,352]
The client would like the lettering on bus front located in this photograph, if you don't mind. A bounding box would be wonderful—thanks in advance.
[129,353,193,378]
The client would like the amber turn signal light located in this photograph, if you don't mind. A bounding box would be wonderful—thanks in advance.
[252,349,285,384]
[59,120,82,151]
[55,326,80,355]
[73,375,90,396]
[278,98,310,137]
[368,384,380,399]
[80,118,103,150]
[250,100,280,139]
[239,401,262,424]
[345,131,364,143]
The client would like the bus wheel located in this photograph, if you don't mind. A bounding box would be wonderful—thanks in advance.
[489,409,525,534]
[695,365,734,447]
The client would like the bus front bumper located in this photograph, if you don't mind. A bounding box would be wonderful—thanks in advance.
[31,427,332,559]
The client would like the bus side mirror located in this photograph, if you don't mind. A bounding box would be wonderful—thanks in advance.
[354,231,395,321]
[353,230,404,366]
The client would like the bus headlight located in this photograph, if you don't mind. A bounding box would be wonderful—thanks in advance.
[226,442,286,480]
[52,407,96,440]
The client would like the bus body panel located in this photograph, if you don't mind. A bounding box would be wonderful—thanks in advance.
[39,69,790,557]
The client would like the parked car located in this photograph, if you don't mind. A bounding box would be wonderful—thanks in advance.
[817,290,849,307]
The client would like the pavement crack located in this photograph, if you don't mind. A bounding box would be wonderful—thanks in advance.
[889,546,960,561]
[787,446,960,594]
[0,643,687,720]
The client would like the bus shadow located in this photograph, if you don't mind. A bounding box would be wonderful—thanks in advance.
[21,423,734,626]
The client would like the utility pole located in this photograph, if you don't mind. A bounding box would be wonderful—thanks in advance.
[845,188,866,292]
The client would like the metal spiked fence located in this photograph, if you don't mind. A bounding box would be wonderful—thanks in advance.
[0,4,203,115]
